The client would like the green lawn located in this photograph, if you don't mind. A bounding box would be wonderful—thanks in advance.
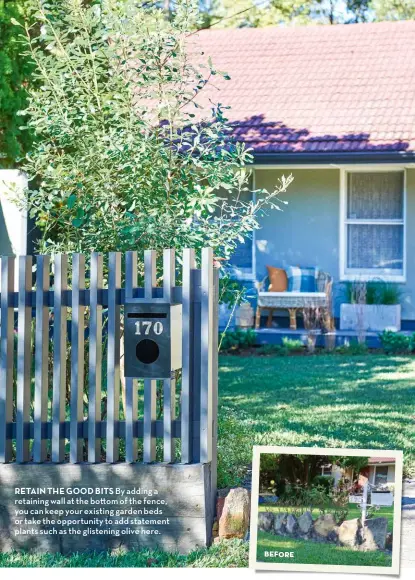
[0,540,248,568]
[256,530,392,567]
[219,353,415,475]
[258,504,394,532]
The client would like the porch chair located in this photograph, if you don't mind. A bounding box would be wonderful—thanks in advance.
[255,269,334,331]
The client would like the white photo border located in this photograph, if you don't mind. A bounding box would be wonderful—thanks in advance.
[249,446,403,575]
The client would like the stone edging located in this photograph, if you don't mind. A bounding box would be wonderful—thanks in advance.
[258,510,392,552]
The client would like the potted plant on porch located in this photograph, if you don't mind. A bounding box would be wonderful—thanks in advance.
[340,281,402,333]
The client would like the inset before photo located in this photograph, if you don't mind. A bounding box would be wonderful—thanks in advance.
[249,446,403,575]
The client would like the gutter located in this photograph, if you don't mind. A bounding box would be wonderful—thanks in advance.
[253,151,415,165]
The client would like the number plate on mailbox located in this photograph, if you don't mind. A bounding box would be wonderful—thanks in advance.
[124,302,182,379]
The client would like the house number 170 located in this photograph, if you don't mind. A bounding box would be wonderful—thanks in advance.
[135,321,163,336]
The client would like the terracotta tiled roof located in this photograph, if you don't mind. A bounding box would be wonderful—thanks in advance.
[192,21,415,156]
[368,457,396,464]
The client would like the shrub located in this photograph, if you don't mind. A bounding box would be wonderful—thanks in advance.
[312,475,335,492]
[219,329,256,352]
[256,344,282,356]
[378,283,403,305]
[256,338,304,356]
[380,330,411,354]
[217,406,256,489]
[334,341,368,355]
[344,281,402,305]
[281,337,304,353]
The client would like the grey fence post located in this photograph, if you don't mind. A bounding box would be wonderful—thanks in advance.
[16,256,33,463]
[52,254,68,463]
[70,253,85,463]
[0,257,15,463]
[181,248,195,464]
[106,252,121,464]
[33,255,50,463]
[163,249,176,463]
[211,266,219,510]
[125,251,138,463]
[143,250,157,464]
[88,252,104,463]
[200,248,214,464]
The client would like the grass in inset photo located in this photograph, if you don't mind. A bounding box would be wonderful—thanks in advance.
[256,531,393,567]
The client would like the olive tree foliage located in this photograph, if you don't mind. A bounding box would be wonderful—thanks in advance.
[15,0,291,268]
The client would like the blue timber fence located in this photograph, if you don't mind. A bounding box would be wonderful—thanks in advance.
[0,248,219,470]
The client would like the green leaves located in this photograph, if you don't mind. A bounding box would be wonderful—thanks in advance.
[19,0,292,267]
[67,194,77,209]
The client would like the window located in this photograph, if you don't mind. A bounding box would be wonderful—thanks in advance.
[341,171,405,280]
[228,237,253,279]
[228,187,254,279]
[374,465,389,487]
[321,464,332,476]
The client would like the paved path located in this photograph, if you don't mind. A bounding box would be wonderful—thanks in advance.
[401,480,415,569]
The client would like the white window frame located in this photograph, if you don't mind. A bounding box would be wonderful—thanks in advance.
[339,166,406,283]
[371,464,390,486]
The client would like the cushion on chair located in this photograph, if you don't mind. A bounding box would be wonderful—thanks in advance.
[266,266,288,292]
[286,266,318,292]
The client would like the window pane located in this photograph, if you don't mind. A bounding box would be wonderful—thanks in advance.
[347,172,403,219]
[229,237,253,272]
[374,466,388,486]
[347,224,403,270]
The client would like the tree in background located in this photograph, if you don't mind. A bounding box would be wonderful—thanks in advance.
[16,0,290,262]
[199,0,414,27]
[371,0,415,20]
[0,0,35,167]
[2,0,413,167]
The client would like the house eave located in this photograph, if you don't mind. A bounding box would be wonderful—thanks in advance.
[252,150,415,166]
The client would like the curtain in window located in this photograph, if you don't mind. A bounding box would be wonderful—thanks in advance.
[347,172,404,272]
[374,466,388,486]
[347,224,403,270]
[347,172,403,219]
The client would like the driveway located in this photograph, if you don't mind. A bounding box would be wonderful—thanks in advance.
[401,480,415,569]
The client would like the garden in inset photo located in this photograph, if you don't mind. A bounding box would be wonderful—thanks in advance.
[252,448,402,573]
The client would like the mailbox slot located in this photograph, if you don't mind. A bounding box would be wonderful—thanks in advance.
[127,312,168,319]
[124,302,182,379]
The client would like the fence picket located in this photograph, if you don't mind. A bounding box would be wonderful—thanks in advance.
[211,268,220,506]
[88,252,103,463]
[52,254,68,463]
[16,256,33,463]
[163,377,176,462]
[0,257,15,463]
[191,269,201,463]
[125,251,138,463]
[163,249,175,462]
[33,255,50,463]
[106,252,121,463]
[200,248,213,464]
[143,250,157,463]
[70,254,85,463]
[181,249,195,463]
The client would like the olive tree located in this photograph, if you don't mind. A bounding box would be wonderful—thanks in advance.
[15,0,290,269]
